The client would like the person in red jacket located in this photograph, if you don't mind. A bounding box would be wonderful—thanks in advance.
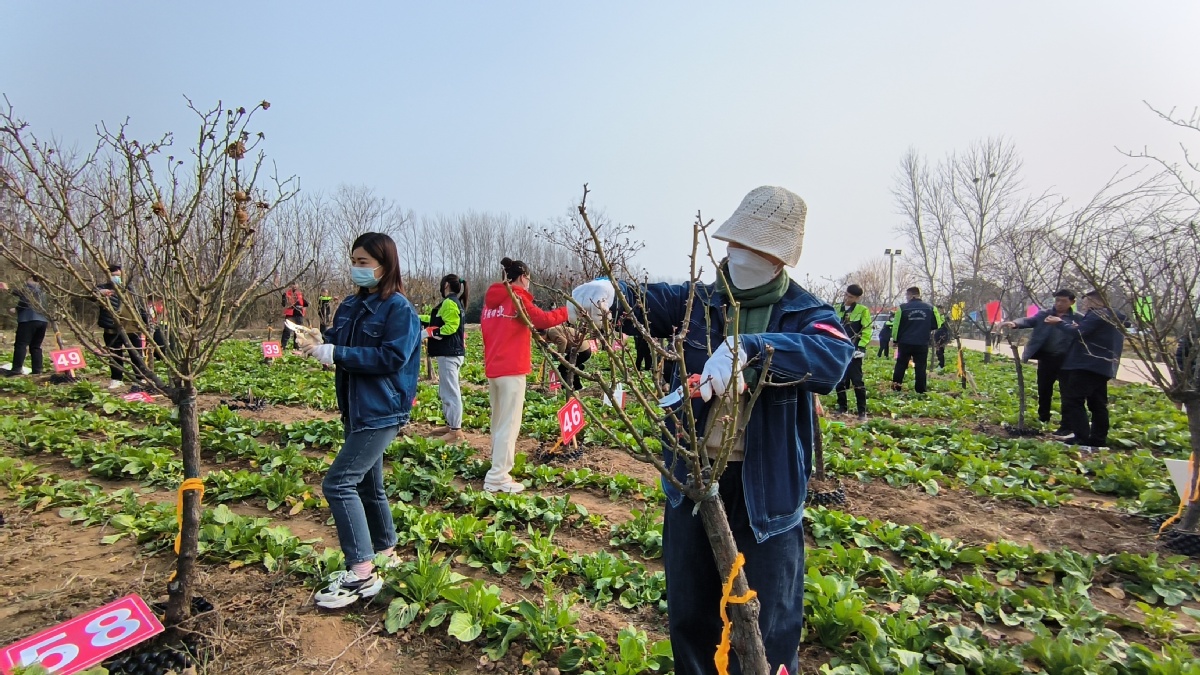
[281,283,309,350]
[480,257,573,492]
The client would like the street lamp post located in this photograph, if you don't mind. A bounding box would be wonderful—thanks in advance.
[884,248,903,307]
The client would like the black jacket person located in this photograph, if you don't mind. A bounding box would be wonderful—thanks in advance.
[891,287,943,394]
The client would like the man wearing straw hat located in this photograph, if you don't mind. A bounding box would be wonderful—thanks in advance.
[572,186,853,675]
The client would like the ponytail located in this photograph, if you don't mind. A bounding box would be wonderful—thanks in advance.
[439,274,469,306]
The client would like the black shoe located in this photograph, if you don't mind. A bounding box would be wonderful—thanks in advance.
[834,407,849,415]
[856,412,868,421]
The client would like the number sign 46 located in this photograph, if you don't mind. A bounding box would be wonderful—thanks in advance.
[1,594,163,675]
[50,347,86,373]
[557,397,586,444]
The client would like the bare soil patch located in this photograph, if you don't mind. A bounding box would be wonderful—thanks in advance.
[840,478,1161,556]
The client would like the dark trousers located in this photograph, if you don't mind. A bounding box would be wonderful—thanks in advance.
[663,463,805,675]
[877,337,891,358]
[281,314,304,350]
[1034,352,1066,423]
[892,344,930,393]
[1060,369,1110,446]
[11,320,48,374]
[935,344,947,368]
[634,335,652,371]
[557,351,591,391]
[103,329,149,382]
[836,357,867,413]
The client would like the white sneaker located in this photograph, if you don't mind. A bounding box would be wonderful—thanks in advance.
[484,479,526,494]
[314,570,383,609]
[107,380,124,390]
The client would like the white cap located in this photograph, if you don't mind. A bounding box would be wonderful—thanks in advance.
[712,186,807,267]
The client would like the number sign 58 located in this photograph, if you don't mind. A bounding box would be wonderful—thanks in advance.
[50,347,86,373]
[557,397,586,444]
[1,594,163,675]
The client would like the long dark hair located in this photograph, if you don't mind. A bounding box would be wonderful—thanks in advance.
[352,232,404,300]
[500,257,528,282]
[440,274,469,306]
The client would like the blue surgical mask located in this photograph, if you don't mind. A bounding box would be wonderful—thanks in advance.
[351,266,380,288]
[111,276,122,285]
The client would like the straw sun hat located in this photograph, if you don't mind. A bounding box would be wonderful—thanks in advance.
[712,186,807,267]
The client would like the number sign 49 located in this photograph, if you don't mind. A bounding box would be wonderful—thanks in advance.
[50,347,86,373]
[557,397,586,444]
[1,594,163,675]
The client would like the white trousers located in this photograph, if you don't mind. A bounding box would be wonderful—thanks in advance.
[485,375,526,486]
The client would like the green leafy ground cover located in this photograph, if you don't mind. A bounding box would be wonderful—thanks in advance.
[0,335,1197,674]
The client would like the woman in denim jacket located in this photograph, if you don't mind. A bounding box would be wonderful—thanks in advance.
[303,232,422,608]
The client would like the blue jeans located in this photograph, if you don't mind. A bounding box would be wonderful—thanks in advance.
[663,462,806,675]
[324,425,401,565]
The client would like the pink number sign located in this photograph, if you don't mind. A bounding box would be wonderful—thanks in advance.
[50,347,87,373]
[261,341,282,359]
[557,397,586,444]
[1,594,164,675]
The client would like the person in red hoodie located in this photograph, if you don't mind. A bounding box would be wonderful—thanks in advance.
[480,257,573,493]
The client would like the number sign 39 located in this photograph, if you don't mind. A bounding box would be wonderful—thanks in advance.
[261,341,282,359]
[0,594,163,675]
[557,397,586,444]
[50,347,86,373]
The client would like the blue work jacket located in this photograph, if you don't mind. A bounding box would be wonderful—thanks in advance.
[1059,308,1128,379]
[326,291,422,433]
[621,279,853,542]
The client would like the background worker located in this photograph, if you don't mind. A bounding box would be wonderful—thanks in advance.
[422,274,469,443]
[891,286,943,394]
[318,288,336,333]
[877,311,893,358]
[834,283,872,419]
[1,274,48,376]
[1001,289,1076,431]
[1048,290,1126,449]
[281,282,308,350]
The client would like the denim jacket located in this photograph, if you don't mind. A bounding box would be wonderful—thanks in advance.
[620,279,853,542]
[326,291,422,433]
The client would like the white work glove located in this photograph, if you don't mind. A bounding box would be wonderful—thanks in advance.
[570,280,616,323]
[853,349,866,359]
[699,336,746,402]
[305,343,335,367]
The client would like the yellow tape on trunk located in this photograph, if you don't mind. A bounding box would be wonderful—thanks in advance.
[714,553,756,675]
[168,477,206,581]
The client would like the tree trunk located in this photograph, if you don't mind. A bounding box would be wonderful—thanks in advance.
[1009,342,1027,430]
[1180,402,1200,531]
[983,333,993,364]
[696,495,770,675]
[166,383,203,625]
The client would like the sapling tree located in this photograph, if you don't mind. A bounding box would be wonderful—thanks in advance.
[0,98,299,622]
[507,186,814,674]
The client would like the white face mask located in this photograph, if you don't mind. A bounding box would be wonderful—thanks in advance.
[726,248,782,289]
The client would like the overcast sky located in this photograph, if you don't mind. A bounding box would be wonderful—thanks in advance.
[4,1,1198,284]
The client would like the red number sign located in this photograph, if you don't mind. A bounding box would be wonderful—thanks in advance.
[50,347,86,373]
[122,392,154,403]
[548,369,562,393]
[557,397,586,444]
[261,341,282,359]
[1,594,163,675]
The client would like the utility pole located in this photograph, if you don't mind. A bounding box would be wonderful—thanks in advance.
[884,248,903,307]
